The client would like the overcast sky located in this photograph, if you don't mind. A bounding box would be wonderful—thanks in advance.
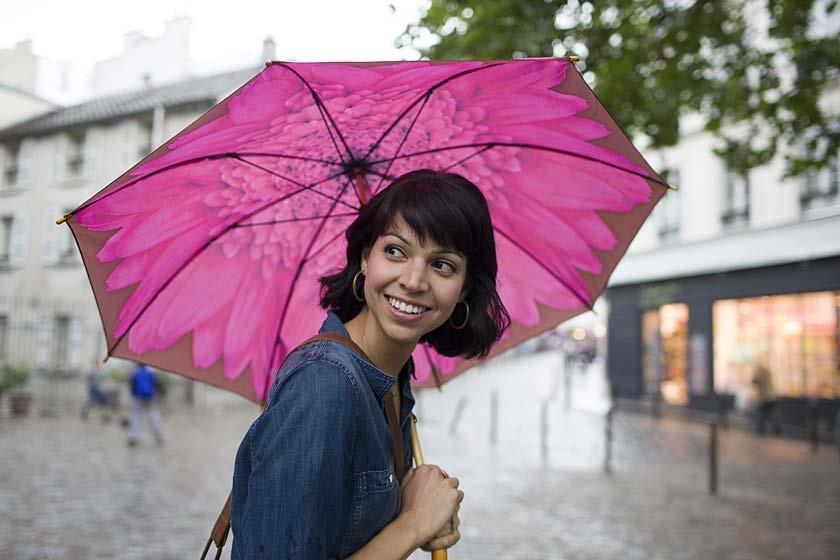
[2,0,430,72]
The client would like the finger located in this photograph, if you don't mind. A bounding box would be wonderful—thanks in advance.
[447,476,460,488]
[457,489,465,503]
[422,530,461,551]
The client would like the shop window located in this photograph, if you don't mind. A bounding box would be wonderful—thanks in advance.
[642,303,689,404]
[713,291,840,410]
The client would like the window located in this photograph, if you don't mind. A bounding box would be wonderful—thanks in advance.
[53,315,70,368]
[722,170,750,227]
[2,141,20,187]
[642,303,690,405]
[0,215,12,264]
[0,314,8,361]
[138,119,154,158]
[801,154,839,210]
[67,131,85,176]
[657,169,681,242]
[713,292,840,409]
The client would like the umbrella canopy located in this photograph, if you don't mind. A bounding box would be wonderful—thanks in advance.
[67,59,666,402]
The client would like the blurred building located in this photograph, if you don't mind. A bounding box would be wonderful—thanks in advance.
[606,105,840,427]
[0,66,259,375]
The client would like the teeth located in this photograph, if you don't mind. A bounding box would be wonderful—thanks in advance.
[389,297,426,315]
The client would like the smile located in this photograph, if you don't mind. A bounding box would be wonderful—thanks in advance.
[386,295,430,316]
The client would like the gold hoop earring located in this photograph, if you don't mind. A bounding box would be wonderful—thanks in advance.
[352,271,365,303]
[449,300,469,330]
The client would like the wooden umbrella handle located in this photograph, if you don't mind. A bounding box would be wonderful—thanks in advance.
[409,415,449,560]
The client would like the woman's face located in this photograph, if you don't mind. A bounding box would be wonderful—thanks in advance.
[360,215,468,348]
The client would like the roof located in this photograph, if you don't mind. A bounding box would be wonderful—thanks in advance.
[0,67,260,140]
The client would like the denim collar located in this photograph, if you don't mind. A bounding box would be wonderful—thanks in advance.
[319,311,415,404]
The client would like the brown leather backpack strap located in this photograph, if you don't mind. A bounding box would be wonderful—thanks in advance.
[200,494,231,560]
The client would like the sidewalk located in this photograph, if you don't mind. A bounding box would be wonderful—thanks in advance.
[0,350,837,559]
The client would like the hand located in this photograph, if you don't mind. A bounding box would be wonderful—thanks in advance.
[420,510,461,552]
[399,464,464,547]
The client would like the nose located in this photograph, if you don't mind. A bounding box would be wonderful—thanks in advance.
[399,259,428,292]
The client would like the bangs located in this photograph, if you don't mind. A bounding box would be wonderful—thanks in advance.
[370,174,479,257]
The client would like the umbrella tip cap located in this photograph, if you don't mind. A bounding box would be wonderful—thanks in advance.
[568,55,580,62]
[264,60,273,68]
[56,215,67,225]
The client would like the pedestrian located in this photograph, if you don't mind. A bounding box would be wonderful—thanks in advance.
[127,363,164,446]
[81,358,110,422]
[230,170,511,559]
[752,361,782,435]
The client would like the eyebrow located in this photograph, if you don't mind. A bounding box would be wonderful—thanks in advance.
[384,232,465,259]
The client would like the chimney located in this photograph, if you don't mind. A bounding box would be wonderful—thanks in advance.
[262,36,276,61]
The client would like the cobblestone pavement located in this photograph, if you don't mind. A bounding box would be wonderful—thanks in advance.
[1,351,838,560]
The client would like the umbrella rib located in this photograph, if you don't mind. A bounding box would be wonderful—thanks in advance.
[273,62,356,162]
[372,94,432,194]
[368,142,670,188]
[260,175,355,399]
[233,211,358,228]
[235,156,359,211]
[362,62,506,161]
[71,152,341,217]
[420,344,443,389]
[492,227,593,313]
[442,145,494,172]
[104,179,348,359]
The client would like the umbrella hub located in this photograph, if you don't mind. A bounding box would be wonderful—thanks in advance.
[343,160,371,205]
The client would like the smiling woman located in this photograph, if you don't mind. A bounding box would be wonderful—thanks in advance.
[321,169,511,362]
[230,169,510,559]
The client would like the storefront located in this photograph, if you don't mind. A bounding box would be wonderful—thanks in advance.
[607,256,840,428]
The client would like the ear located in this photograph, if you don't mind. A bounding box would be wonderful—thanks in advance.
[360,247,371,274]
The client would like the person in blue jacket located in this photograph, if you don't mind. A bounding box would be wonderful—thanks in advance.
[231,170,511,558]
[127,363,164,446]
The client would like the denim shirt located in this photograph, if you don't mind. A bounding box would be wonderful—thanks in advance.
[231,311,416,559]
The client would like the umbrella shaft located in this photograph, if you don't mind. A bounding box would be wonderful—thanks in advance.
[353,168,368,204]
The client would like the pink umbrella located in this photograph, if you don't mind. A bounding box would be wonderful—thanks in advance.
[63,58,666,404]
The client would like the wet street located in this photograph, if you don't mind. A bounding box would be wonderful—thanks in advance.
[1,350,838,559]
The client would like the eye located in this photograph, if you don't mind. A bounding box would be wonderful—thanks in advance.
[384,245,406,258]
[433,260,457,275]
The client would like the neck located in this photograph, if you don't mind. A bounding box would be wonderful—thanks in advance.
[344,307,415,377]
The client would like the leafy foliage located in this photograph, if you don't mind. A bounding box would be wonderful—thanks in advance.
[398,0,839,176]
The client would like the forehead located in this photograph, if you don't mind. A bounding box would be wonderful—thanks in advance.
[381,216,463,256]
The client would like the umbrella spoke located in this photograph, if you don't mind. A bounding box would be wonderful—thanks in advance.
[443,145,495,172]
[235,155,358,211]
[372,95,431,195]
[105,177,352,359]
[273,63,356,163]
[72,152,342,217]
[261,175,356,399]
[362,62,505,161]
[368,142,670,188]
[493,226,593,312]
[233,211,358,228]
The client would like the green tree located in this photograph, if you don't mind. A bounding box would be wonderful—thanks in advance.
[398,0,839,176]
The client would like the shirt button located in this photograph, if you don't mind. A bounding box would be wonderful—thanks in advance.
[389,473,394,483]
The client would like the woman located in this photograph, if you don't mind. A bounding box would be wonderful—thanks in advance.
[231,169,510,559]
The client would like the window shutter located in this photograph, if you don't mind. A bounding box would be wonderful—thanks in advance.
[10,211,27,267]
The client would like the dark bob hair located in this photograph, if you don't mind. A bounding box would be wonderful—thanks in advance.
[319,169,510,360]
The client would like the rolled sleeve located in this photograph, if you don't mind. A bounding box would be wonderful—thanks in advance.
[232,359,357,559]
